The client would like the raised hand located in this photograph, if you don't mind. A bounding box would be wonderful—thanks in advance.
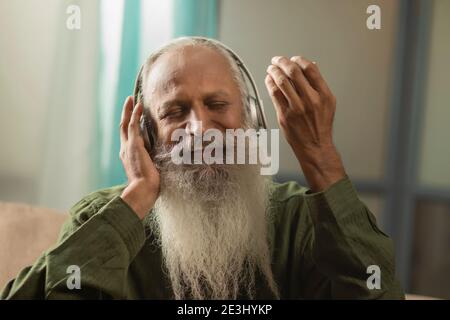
[265,56,346,192]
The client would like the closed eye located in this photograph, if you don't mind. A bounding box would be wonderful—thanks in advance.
[207,101,229,110]
[160,106,187,120]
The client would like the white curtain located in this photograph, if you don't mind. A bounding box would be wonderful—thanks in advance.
[38,0,173,211]
[38,0,101,211]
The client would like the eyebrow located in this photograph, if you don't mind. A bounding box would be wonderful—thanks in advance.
[203,90,231,101]
[157,90,232,116]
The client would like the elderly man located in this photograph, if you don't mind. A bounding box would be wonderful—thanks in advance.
[1,37,404,300]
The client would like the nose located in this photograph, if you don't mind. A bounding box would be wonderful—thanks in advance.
[184,105,215,136]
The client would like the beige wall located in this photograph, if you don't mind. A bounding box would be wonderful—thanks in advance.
[218,0,400,181]
[0,0,99,209]
[418,0,450,189]
[0,0,61,203]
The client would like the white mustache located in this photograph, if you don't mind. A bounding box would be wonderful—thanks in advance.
[154,135,239,163]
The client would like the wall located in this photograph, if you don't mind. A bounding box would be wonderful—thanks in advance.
[0,0,61,204]
[218,0,400,218]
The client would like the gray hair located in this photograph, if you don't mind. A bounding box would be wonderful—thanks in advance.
[139,37,252,126]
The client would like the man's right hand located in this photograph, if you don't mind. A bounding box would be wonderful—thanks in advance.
[119,96,160,220]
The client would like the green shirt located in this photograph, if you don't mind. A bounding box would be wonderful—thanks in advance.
[1,176,404,299]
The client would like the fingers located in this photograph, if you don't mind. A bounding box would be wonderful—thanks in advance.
[264,74,288,115]
[290,56,331,96]
[120,96,134,144]
[266,64,304,111]
[128,100,143,142]
[271,56,316,104]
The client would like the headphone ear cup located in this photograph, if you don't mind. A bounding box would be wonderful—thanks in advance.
[248,96,259,129]
[139,115,154,154]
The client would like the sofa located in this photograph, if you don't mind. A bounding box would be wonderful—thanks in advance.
[0,201,67,290]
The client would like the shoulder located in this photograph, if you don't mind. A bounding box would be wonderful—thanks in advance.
[268,179,311,216]
[268,179,313,233]
[58,184,127,241]
[269,180,310,203]
[69,184,128,222]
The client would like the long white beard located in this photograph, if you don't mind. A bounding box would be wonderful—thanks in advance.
[147,147,280,300]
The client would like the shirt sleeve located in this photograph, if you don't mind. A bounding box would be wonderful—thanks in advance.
[1,195,146,300]
[298,175,405,299]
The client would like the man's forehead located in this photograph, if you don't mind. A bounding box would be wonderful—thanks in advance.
[144,46,236,95]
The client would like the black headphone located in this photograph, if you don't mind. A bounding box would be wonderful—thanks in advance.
[132,36,268,155]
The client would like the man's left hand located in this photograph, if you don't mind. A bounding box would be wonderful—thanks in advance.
[265,55,346,192]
